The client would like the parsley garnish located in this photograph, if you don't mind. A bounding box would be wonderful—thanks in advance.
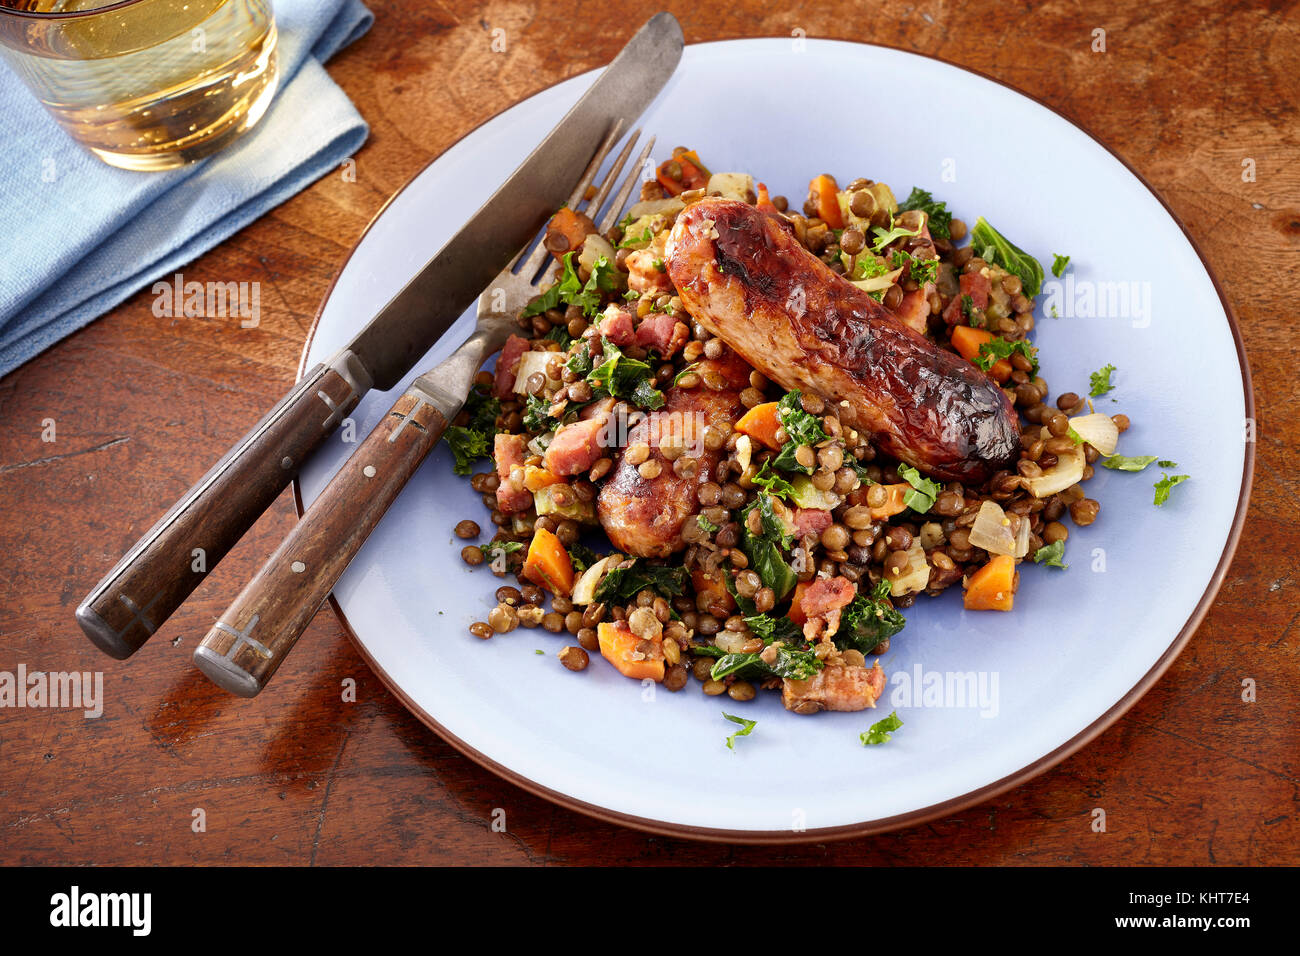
[1089,363,1117,397]
[870,216,922,253]
[441,383,499,475]
[896,463,940,513]
[1100,454,1159,472]
[1153,472,1189,506]
[521,252,617,319]
[593,559,688,602]
[770,390,830,474]
[751,460,796,499]
[896,187,952,239]
[1032,540,1068,568]
[696,514,720,535]
[860,710,903,746]
[586,338,665,410]
[890,249,938,285]
[617,226,653,249]
[723,712,757,751]
[1051,253,1071,277]
[974,337,1039,375]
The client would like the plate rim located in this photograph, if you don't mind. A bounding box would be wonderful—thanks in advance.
[293,37,1256,845]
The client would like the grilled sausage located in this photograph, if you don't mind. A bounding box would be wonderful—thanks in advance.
[664,198,1019,483]
[596,352,750,558]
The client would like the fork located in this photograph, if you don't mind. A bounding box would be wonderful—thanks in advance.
[192,128,656,697]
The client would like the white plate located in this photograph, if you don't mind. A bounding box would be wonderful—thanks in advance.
[298,39,1252,840]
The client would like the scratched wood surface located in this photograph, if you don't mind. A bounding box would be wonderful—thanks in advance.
[1,0,1296,865]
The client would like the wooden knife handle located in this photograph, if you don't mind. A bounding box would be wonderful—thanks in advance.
[192,386,449,697]
[76,349,371,660]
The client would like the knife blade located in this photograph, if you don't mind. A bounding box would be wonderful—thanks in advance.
[75,12,684,660]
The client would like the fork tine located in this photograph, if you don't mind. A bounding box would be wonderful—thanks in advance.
[582,128,640,221]
[514,122,626,281]
[596,134,656,233]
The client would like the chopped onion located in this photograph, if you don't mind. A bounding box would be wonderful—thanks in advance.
[919,521,945,550]
[512,351,560,395]
[705,172,754,202]
[886,539,931,596]
[735,433,753,475]
[626,197,685,220]
[850,266,904,294]
[571,554,621,605]
[1068,412,1118,456]
[1023,444,1086,498]
[968,499,1017,557]
[578,233,617,274]
[1013,513,1031,559]
[526,432,552,457]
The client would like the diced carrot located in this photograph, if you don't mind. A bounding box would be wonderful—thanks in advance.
[787,580,812,626]
[691,569,736,617]
[868,483,911,520]
[523,465,565,493]
[597,621,665,682]
[544,206,596,262]
[735,401,782,450]
[808,174,844,229]
[522,527,574,596]
[963,554,1016,611]
[656,149,709,196]
[756,181,780,216]
[950,325,1012,383]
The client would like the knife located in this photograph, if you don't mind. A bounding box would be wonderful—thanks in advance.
[76,12,683,660]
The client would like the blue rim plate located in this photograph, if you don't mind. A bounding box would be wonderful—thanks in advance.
[296,39,1253,842]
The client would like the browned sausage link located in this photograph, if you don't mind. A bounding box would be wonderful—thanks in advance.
[664,198,1019,483]
[596,352,749,558]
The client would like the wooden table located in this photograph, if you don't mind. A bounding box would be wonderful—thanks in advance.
[2,0,1295,865]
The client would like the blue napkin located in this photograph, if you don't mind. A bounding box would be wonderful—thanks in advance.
[0,0,374,378]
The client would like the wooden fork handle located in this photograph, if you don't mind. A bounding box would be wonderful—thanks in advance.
[76,349,372,660]
[193,386,449,697]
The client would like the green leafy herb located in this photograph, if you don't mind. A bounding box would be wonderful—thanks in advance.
[1089,363,1117,397]
[1153,472,1189,506]
[896,463,941,513]
[443,426,491,476]
[617,226,653,249]
[565,339,594,378]
[522,394,555,433]
[652,257,666,272]
[961,293,983,328]
[566,542,600,574]
[1051,253,1071,278]
[1158,459,1178,468]
[592,559,688,602]
[1032,540,1068,569]
[696,514,720,535]
[870,217,922,253]
[723,712,757,751]
[739,493,798,600]
[836,582,905,654]
[587,338,664,409]
[854,254,889,281]
[521,252,582,319]
[742,613,802,645]
[440,383,500,475]
[711,645,822,682]
[1101,454,1159,472]
[522,252,617,319]
[974,336,1039,375]
[860,710,903,746]
[969,217,1045,297]
[544,324,573,348]
[672,362,701,386]
[769,390,830,474]
[751,461,796,499]
[890,249,939,286]
[477,540,524,560]
[896,187,952,239]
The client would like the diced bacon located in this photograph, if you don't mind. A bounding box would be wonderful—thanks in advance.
[544,413,612,477]
[580,395,616,421]
[598,306,636,346]
[782,662,887,714]
[960,271,991,309]
[800,576,857,620]
[634,312,689,357]
[792,507,833,538]
[492,335,530,399]
[626,248,674,295]
[493,433,532,513]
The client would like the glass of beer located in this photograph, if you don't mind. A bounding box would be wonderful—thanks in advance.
[0,0,278,171]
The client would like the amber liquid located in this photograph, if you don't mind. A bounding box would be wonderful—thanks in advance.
[0,0,278,170]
